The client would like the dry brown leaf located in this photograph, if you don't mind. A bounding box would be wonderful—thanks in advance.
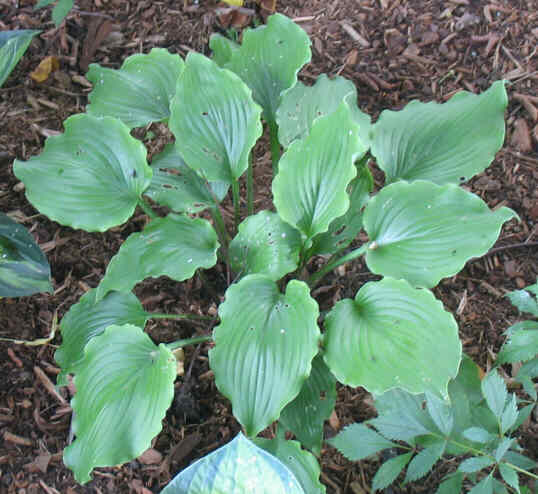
[29,56,59,83]
[511,118,533,152]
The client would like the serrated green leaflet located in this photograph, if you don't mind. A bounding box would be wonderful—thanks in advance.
[209,275,320,436]
[481,370,507,420]
[329,423,398,461]
[273,103,366,241]
[458,456,496,473]
[0,213,51,297]
[499,464,520,494]
[425,392,454,436]
[229,210,302,281]
[323,278,461,396]
[55,289,149,385]
[0,30,40,87]
[462,427,494,444]
[497,321,538,364]
[169,52,262,183]
[404,441,446,483]
[13,114,152,232]
[86,48,184,128]
[96,214,218,301]
[436,473,463,494]
[63,324,176,484]
[363,180,516,288]
[162,433,305,494]
[145,143,229,214]
[506,286,538,317]
[276,74,371,148]
[254,433,325,494]
[500,394,518,435]
[372,452,413,492]
[279,354,337,455]
[371,81,507,185]
[469,473,494,494]
[209,33,240,67]
[225,13,311,125]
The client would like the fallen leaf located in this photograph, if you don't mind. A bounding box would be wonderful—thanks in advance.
[29,56,59,83]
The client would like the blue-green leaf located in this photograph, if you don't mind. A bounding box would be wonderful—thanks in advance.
[435,472,463,494]
[209,33,240,67]
[497,321,538,365]
[506,283,538,317]
[458,456,496,473]
[469,473,494,494]
[425,392,454,436]
[462,427,495,444]
[499,463,520,494]
[404,441,446,483]
[481,370,507,420]
[329,423,398,461]
[372,452,413,492]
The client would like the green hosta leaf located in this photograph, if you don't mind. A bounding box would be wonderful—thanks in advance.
[425,392,454,436]
[506,286,538,317]
[497,321,538,364]
[52,0,73,26]
[229,210,302,281]
[145,143,229,214]
[87,48,184,128]
[499,464,520,494]
[329,423,398,461]
[161,433,305,494]
[462,427,495,444]
[254,434,325,494]
[0,213,51,297]
[276,74,371,148]
[372,452,413,492]
[469,473,494,494]
[13,114,152,232]
[459,456,496,473]
[209,275,320,437]
[309,163,373,257]
[323,278,461,397]
[280,354,337,455]
[436,472,463,494]
[273,103,367,241]
[404,440,446,483]
[209,33,240,67]
[170,52,262,184]
[363,181,516,288]
[0,30,40,87]
[96,214,218,301]
[55,289,149,385]
[481,370,507,420]
[225,13,311,125]
[63,324,176,484]
[371,81,507,185]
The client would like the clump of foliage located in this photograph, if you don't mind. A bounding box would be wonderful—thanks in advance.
[34,0,74,27]
[13,13,534,493]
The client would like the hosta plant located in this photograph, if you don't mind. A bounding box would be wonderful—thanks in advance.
[14,13,519,492]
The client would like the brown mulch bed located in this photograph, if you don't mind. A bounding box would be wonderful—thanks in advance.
[1,0,537,492]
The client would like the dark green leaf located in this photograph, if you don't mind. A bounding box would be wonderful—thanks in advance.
[502,451,537,471]
[209,33,240,67]
[0,30,40,88]
[499,464,520,494]
[329,423,398,461]
[435,472,463,494]
[469,473,494,494]
[52,0,73,26]
[404,441,446,483]
[372,452,413,492]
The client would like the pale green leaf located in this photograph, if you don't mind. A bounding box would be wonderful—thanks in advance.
[273,102,367,241]
[96,214,218,301]
[462,427,494,444]
[500,394,518,435]
[0,30,40,87]
[52,0,73,26]
[469,473,494,494]
[503,451,537,471]
[497,321,538,364]
[506,285,538,317]
[371,81,507,185]
[481,370,507,420]
[513,404,535,430]
[435,472,463,494]
[404,441,446,483]
[494,437,514,462]
[425,392,454,436]
[209,275,320,437]
[34,0,56,8]
[458,456,496,473]
[499,463,520,494]
[229,210,302,281]
[328,423,398,461]
[13,114,152,232]
[161,433,305,494]
[363,180,516,288]
[209,33,240,67]
[87,48,185,128]
[323,278,461,396]
[369,412,433,442]
[169,52,262,183]
[372,452,413,492]
[63,324,176,484]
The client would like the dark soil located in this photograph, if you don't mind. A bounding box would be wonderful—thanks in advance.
[1,0,537,493]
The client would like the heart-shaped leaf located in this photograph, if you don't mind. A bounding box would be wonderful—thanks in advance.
[323,278,461,397]
[55,288,149,385]
[86,48,185,128]
[0,213,51,297]
[169,52,262,183]
[276,74,371,148]
[145,143,229,213]
[209,275,320,436]
[96,214,219,301]
[13,114,152,232]
[162,433,305,494]
[0,30,40,87]
[273,103,367,241]
[229,210,302,281]
[371,81,507,185]
[209,33,240,67]
[363,180,516,288]
[63,324,176,484]
[225,13,311,125]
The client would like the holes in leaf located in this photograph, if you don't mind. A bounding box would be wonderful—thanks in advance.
[319,390,327,400]
[202,111,208,116]
[460,176,466,182]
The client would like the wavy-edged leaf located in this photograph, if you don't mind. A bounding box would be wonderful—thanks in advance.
[229,210,302,281]
[254,433,325,494]
[225,13,311,125]
[404,441,446,483]
[273,103,367,241]
[363,180,516,288]
[209,275,320,437]
[497,321,538,364]
[280,354,337,455]
[63,324,176,484]
[0,213,51,297]
[276,75,371,148]
[371,81,507,185]
[0,30,40,87]
[13,114,152,232]
[162,433,305,494]
[55,289,149,385]
[506,285,538,317]
[96,214,218,301]
[170,51,262,183]
[145,143,229,214]
[329,423,398,461]
[86,48,184,128]
[372,452,413,492]
[209,33,240,67]
[323,278,461,397]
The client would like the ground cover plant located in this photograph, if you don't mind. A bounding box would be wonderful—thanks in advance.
[11,12,536,493]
